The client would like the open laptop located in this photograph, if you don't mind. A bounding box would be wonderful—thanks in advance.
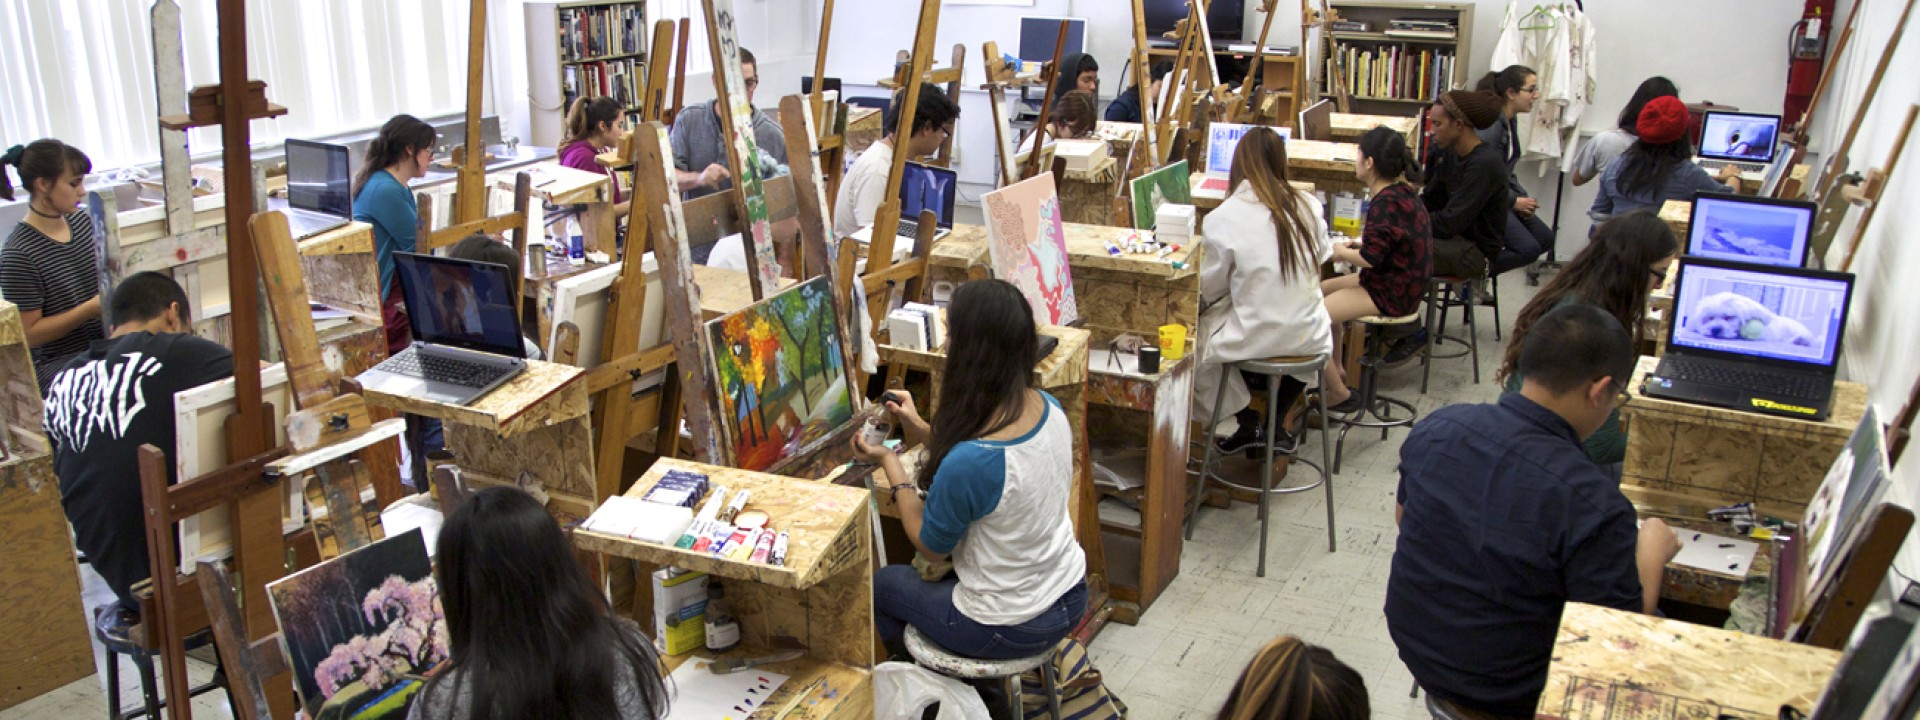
[1644,256,1854,421]
[1696,111,1782,174]
[1194,123,1288,199]
[1297,99,1335,142]
[356,253,528,406]
[283,139,353,239]
[1685,192,1815,268]
[851,161,957,245]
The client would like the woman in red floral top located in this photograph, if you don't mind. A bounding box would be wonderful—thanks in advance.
[1318,126,1433,410]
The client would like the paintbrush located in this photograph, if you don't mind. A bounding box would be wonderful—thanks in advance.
[708,648,805,674]
[769,677,828,720]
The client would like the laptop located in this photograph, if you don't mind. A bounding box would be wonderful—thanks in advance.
[1297,99,1335,142]
[283,139,353,239]
[356,253,529,406]
[1685,192,1815,268]
[851,161,957,245]
[1644,256,1855,421]
[1194,123,1287,199]
[1696,111,1782,174]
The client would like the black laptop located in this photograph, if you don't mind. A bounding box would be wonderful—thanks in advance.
[1643,256,1855,421]
[355,253,528,406]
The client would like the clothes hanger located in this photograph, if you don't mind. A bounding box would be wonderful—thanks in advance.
[1519,3,1555,30]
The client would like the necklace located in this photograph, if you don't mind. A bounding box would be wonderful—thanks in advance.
[28,204,62,219]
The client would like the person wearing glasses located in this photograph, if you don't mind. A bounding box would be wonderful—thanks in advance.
[1472,65,1555,284]
[670,47,788,204]
[1387,300,1682,720]
[1494,211,1677,467]
[832,83,960,240]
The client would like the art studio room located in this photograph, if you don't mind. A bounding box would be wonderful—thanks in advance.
[7,0,1920,718]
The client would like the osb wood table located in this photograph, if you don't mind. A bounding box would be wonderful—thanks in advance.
[574,458,875,720]
[1059,156,1124,226]
[1536,602,1838,720]
[1656,166,1815,240]
[363,359,597,501]
[1621,355,1866,520]
[1330,112,1419,144]
[936,221,1203,346]
[1087,349,1195,625]
[1187,173,1318,212]
[1626,498,1774,610]
[1283,139,1366,198]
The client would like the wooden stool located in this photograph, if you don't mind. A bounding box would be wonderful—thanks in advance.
[1188,354,1338,574]
[1423,277,1483,393]
[904,626,1063,720]
[1334,315,1422,474]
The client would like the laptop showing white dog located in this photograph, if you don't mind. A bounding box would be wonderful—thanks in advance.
[1645,256,1855,421]
[1685,192,1815,268]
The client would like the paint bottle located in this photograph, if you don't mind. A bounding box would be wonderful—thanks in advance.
[567,217,586,265]
[862,415,892,448]
[704,582,741,653]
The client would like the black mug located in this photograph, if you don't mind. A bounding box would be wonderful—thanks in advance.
[1138,346,1161,374]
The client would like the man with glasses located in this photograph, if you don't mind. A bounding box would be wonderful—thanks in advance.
[670,47,788,203]
[832,82,961,240]
[1386,303,1682,720]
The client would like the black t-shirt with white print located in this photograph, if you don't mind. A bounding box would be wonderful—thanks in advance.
[44,331,233,604]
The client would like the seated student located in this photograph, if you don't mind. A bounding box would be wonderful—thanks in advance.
[1193,127,1331,454]
[556,97,633,220]
[1570,77,1679,187]
[833,83,961,240]
[1497,211,1675,467]
[1216,636,1370,720]
[1051,52,1100,101]
[1388,303,1683,720]
[352,114,438,355]
[1388,90,1505,362]
[1475,66,1553,277]
[1,139,106,397]
[42,272,233,636]
[446,234,544,361]
[852,280,1088,661]
[1017,89,1099,155]
[1106,61,1173,123]
[1590,96,1743,223]
[670,47,786,204]
[412,487,668,720]
[1318,126,1432,414]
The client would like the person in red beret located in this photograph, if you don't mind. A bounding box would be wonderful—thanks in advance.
[1589,95,1744,222]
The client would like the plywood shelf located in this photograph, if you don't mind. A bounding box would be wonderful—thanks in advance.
[661,647,874,720]
[362,359,587,437]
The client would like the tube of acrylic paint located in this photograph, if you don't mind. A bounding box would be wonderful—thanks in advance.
[749,529,777,564]
[770,532,790,566]
[720,489,751,523]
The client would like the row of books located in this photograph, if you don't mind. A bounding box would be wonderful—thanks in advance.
[563,59,644,112]
[1385,17,1457,39]
[557,4,647,62]
[1325,45,1456,102]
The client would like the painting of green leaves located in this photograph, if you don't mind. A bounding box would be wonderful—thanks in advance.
[707,277,853,471]
[1129,160,1192,230]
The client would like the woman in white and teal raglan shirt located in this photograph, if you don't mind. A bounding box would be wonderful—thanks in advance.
[852,280,1088,660]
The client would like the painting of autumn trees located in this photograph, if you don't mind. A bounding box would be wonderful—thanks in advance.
[268,530,447,720]
[706,277,854,471]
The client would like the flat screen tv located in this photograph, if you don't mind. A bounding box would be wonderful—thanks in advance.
[1143,0,1245,41]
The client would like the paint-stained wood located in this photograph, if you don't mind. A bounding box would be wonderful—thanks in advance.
[634,122,726,463]
[363,359,587,437]
[0,454,93,710]
[252,211,338,410]
[446,416,596,499]
[1329,112,1418,143]
[658,651,874,720]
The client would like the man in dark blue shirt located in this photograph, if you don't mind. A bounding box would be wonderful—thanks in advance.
[1386,304,1682,719]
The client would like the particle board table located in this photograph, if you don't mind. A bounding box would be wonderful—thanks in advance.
[1087,349,1195,625]
[1536,602,1839,720]
[933,221,1202,346]
[1621,495,1775,611]
[1329,112,1418,144]
[1186,173,1318,212]
[574,458,875,720]
[1058,156,1125,226]
[843,107,884,157]
[1281,139,1365,198]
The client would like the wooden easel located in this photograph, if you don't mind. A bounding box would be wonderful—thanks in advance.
[1128,0,1163,164]
[1229,0,1283,122]
[879,46,968,167]
[699,0,785,300]
[1019,22,1073,182]
[980,41,1046,187]
[1310,0,1352,112]
[1777,0,1862,199]
[1836,104,1917,271]
[1808,0,1914,247]
[868,0,944,270]
[452,0,490,226]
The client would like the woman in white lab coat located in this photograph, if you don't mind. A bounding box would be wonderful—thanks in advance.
[1194,127,1333,455]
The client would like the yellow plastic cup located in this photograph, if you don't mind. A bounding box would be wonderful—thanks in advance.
[1158,324,1188,361]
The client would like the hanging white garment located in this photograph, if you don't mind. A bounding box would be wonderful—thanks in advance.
[873,662,993,720]
[1491,3,1600,169]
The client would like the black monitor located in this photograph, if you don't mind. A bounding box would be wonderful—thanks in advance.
[1017,17,1087,64]
[802,76,841,96]
[1143,0,1245,40]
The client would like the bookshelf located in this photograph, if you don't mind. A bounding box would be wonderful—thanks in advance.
[525,0,649,147]
[1319,1,1474,118]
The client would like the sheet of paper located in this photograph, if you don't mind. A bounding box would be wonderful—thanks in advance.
[663,659,789,720]
[379,501,445,557]
[1671,529,1759,577]
[583,496,692,545]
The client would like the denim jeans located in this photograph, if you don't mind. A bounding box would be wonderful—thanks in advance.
[875,565,1087,660]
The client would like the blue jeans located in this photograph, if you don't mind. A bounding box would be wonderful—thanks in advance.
[875,565,1087,660]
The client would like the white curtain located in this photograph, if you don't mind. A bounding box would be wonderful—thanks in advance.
[0,0,488,171]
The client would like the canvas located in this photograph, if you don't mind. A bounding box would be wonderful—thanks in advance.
[708,0,783,292]
[984,172,1080,326]
[268,529,446,720]
[1130,160,1192,230]
[706,276,854,471]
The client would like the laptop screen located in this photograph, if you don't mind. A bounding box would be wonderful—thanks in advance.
[1206,123,1287,177]
[899,162,957,229]
[1698,112,1780,163]
[1669,260,1851,368]
[393,253,527,358]
[285,139,352,216]
[1686,193,1814,267]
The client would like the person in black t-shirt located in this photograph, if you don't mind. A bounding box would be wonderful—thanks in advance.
[1387,90,1510,364]
[44,271,233,628]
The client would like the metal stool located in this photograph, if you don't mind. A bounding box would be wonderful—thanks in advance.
[94,605,231,719]
[1186,354,1337,575]
[1332,316,1420,475]
[903,626,1062,720]
[1422,277,1483,394]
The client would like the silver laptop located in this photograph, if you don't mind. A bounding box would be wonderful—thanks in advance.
[283,139,353,239]
[1695,111,1782,175]
[356,253,527,406]
[852,161,957,244]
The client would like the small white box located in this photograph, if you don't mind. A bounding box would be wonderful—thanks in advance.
[1054,138,1110,173]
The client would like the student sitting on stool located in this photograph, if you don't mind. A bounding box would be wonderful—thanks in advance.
[1319,126,1433,414]
[43,272,234,640]
[1589,96,1743,224]
[833,83,961,241]
[1105,61,1172,124]
[1387,303,1682,720]
[1386,89,1505,364]
[1475,66,1554,278]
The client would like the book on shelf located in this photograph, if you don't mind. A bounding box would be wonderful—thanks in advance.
[1326,44,1454,103]
[1330,20,1370,32]
[556,3,646,63]
[562,58,645,112]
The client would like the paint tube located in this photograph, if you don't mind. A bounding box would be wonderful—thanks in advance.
[771,532,790,566]
[750,528,777,564]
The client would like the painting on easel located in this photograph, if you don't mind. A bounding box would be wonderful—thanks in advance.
[984,172,1079,327]
[1130,160,1192,230]
[267,529,446,720]
[707,276,854,471]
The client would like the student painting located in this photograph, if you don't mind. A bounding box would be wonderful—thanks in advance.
[1106,61,1173,123]
[1570,76,1679,186]
[1193,127,1331,454]
[670,47,787,204]
[352,114,437,355]
[556,97,633,220]
[832,83,961,240]
[1475,66,1553,277]
[1496,211,1676,466]
[1388,303,1683,719]
[1590,96,1742,223]
[1050,52,1100,102]
[0,139,106,397]
[1318,126,1432,414]
[1216,637,1371,720]
[43,272,233,636]
[852,279,1088,661]
[412,486,669,720]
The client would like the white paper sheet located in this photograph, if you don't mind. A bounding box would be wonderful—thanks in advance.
[1671,529,1759,577]
[664,659,790,720]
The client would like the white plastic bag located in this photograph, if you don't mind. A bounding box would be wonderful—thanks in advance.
[873,661,991,720]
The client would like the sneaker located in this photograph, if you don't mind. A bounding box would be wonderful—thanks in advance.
[1215,417,1266,455]
[1383,329,1429,367]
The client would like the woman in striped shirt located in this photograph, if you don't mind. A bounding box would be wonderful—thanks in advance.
[1,139,106,396]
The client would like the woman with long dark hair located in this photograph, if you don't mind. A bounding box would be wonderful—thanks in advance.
[1216,637,1371,720]
[1590,96,1741,223]
[1194,126,1332,455]
[411,486,668,720]
[1317,126,1431,413]
[557,97,632,218]
[852,280,1088,660]
[1497,211,1678,465]
[1473,65,1551,279]
[0,139,104,396]
[1570,76,1679,186]
[352,114,437,351]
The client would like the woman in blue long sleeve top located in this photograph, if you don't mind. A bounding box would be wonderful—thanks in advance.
[1591,96,1744,223]
[351,114,437,354]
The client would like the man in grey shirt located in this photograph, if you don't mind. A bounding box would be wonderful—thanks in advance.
[670,47,788,203]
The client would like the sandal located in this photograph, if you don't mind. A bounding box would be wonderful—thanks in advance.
[1305,390,1365,426]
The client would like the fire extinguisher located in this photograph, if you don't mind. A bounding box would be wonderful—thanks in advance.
[1784,0,1836,124]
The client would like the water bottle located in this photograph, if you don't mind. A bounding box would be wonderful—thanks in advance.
[567,217,585,265]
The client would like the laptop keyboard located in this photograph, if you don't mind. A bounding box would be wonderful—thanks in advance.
[376,349,503,389]
[1664,358,1826,400]
[896,218,921,239]
[1699,160,1762,174]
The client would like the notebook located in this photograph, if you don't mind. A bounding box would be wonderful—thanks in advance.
[282,139,353,239]
[850,161,956,245]
[1194,123,1287,199]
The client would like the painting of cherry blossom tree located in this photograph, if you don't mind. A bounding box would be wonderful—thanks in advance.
[268,529,447,720]
[984,172,1079,327]
[706,276,853,471]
